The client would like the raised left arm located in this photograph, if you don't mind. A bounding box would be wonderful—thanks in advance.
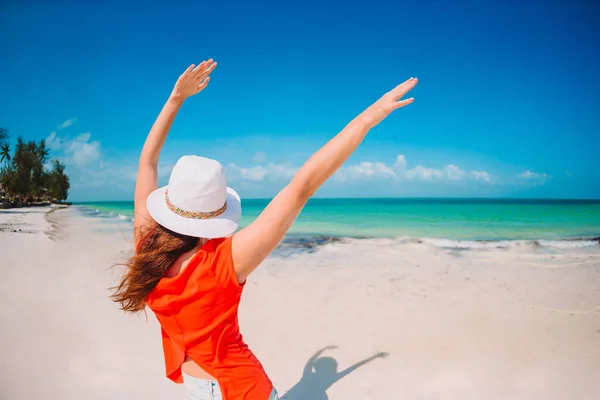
[133,59,217,244]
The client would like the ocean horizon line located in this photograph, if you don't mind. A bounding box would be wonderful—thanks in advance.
[73,197,600,204]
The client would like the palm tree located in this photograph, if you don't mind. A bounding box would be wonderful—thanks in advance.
[0,143,10,166]
[48,159,70,201]
[0,127,9,167]
[12,138,34,201]
[9,137,51,201]
[31,140,49,200]
[0,129,71,204]
[0,166,16,201]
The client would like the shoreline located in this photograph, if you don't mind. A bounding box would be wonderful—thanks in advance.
[0,204,69,238]
[71,204,600,254]
[0,201,72,210]
[44,205,69,241]
[72,200,600,249]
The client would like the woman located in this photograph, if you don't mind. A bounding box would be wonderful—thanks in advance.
[111,58,417,400]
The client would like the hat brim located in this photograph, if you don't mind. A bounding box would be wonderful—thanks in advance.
[146,185,241,239]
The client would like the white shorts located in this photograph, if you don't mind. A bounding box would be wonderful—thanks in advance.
[182,371,279,400]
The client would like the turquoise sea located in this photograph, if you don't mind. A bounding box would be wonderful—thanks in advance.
[75,199,600,249]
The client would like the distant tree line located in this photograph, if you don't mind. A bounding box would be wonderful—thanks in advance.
[0,127,70,203]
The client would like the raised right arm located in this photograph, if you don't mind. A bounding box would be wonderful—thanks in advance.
[133,60,216,245]
[232,78,418,282]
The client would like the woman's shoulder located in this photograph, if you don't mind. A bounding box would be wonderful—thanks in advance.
[204,236,242,290]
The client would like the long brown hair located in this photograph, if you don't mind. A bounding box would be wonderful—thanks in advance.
[111,223,200,313]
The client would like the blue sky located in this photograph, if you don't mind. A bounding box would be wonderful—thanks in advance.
[1,0,598,201]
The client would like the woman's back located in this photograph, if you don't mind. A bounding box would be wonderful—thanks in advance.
[146,237,274,399]
[113,59,417,399]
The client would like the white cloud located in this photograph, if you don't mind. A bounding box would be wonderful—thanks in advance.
[336,162,396,182]
[235,165,269,181]
[443,165,466,181]
[44,128,116,197]
[227,162,295,182]
[46,132,61,150]
[470,170,492,182]
[58,118,77,130]
[339,154,492,184]
[251,151,267,163]
[518,170,550,183]
[64,133,101,165]
[46,131,101,166]
[228,154,487,187]
[394,154,407,170]
[404,165,444,180]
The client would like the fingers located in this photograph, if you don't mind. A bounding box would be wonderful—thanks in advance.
[191,59,216,80]
[392,97,414,109]
[198,61,217,80]
[389,77,418,100]
[181,64,195,77]
[191,59,210,77]
[196,77,210,92]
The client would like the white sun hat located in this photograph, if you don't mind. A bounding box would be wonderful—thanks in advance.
[146,155,241,239]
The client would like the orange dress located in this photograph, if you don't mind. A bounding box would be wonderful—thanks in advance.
[146,237,274,399]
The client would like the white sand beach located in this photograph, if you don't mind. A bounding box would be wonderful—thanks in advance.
[1,207,599,399]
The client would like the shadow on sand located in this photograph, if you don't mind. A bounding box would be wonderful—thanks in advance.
[281,346,388,400]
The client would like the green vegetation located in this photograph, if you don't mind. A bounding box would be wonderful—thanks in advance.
[0,127,70,205]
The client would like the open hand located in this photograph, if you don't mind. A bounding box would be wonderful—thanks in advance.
[360,77,418,128]
[171,59,217,100]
